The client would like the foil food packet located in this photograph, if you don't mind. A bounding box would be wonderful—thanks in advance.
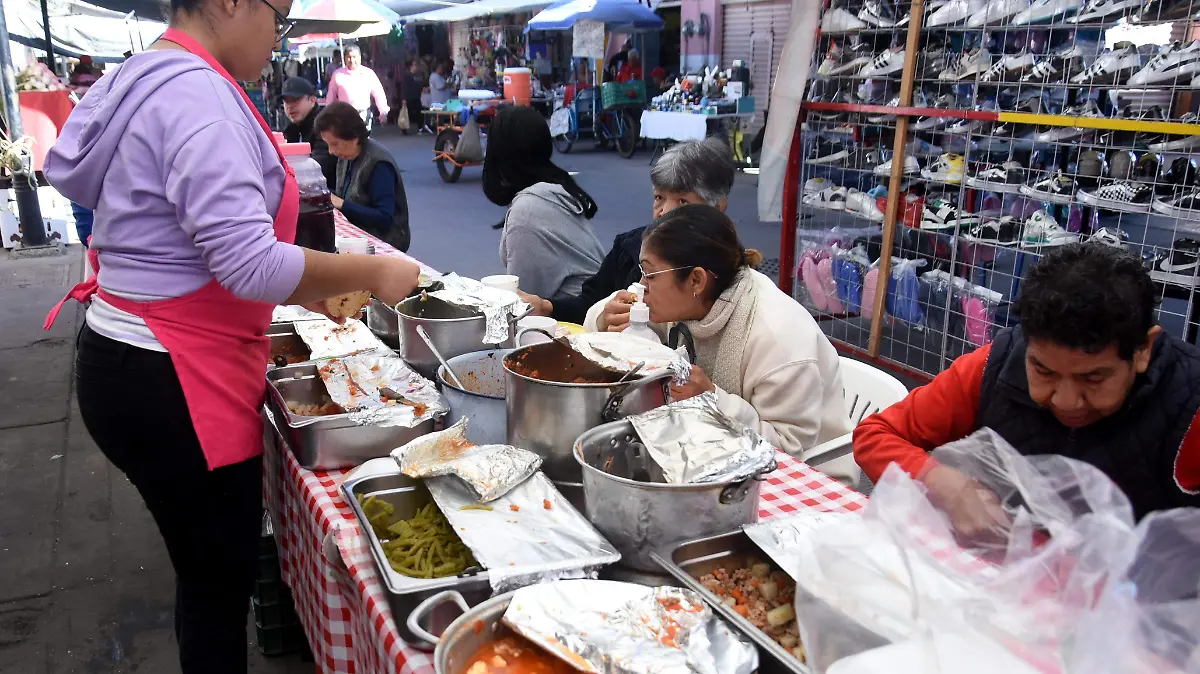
[390,418,541,502]
[567,332,692,385]
[294,318,392,360]
[628,393,777,484]
[427,273,530,344]
[316,354,447,428]
[502,579,758,674]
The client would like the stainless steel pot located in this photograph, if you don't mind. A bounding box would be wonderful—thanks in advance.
[438,349,509,446]
[365,297,400,348]
[503,339,671,483]
[396,295,520,380]
[406,590,514,672]
[574,419,770,572]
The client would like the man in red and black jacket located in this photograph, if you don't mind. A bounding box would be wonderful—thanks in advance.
[854,244,1200,528]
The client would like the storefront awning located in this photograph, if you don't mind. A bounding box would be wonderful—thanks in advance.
[5,0,166,60]
[404,0,555,23]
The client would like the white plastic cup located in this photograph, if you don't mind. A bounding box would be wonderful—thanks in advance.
[481,274,520,292]
[517,316,558,346]
[337,237,371,255]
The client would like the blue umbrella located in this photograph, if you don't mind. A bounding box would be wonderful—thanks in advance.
[526,0,663,32]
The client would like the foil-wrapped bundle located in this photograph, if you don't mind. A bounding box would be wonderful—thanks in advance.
[271,305,326,323]
[316,354,447,428]
[502,580,758,674]
[627,393,777,484]
[294,318,392,360]
[566,332,692,385]
[390,418,541,502]
[427,273,530,344]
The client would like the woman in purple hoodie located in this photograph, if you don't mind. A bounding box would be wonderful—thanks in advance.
[41,0,420,671]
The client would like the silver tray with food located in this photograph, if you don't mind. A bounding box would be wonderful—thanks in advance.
[265,362,438,470]
[267,323,313,369]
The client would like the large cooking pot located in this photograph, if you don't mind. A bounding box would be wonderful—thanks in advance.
[365,297,400,348]
[574,419,771,572]
[438,349,509,446]
[396,295,515,379]
[405,590,512,672]
[503,337,671,484]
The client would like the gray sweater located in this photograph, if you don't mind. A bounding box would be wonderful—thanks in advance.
[498,182,604,302]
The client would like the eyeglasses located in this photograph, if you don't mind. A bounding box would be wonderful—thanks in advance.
[260,0,296,42]
[639,264,696,280]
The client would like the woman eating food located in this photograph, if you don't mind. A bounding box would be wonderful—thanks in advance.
[483,105,604,302]
[618,204,852,455]
[40,0,420,670]
[315,100,412,252]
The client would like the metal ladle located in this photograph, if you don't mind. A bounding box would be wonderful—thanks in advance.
[415,324,465,389]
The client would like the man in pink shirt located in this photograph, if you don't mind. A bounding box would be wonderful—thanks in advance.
[325,45,389,131]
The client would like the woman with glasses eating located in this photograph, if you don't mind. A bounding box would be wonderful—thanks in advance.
[616,204,852,458]
[41,0,420,670]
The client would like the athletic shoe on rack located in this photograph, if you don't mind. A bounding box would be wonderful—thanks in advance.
[1152,190,1200,217]
[967,0,1032,26]
[807,88,858,121]
[858,48,908,78]
[1020,170,1078,203]
[1111,105,1169,148]
[827,121,857,135]
[1108,149,1136,181]
[1034,100,1103,142]
[1075,150,1107,187]
[873,155,921,175]
[900,192,926,229]
[818,42,875,77]
[802,185,849,210]
[928,0,989,25]
[1073,0,1142,20]
[967,161,1026,191]
[917,51,954,81]
[1148,113,1200,151]
[1021,210,1080,248]
[1147,239,1200,287]
[1134,0,1200,23]
[1087,227,1130,248]
[921,153,967,183]
[906,138,945,157]
[1128,41,1200,85]
[803,177,832,195]
[858,0,901,26]
[809,139,851,165]
[912,94,959,130]
[1160,156,1200,193]
[846,189,886,222]
[939,49,993,81]
[1078,180,1154,212]
[945,113,991,135]
[866,96,901,123]
[1134,152,1163,187]
[921,198,982,231]
[822,7,868,32]
[977,50,1037,83]
[1012,0,1084,23]
[1069,42,1142,84]
[1018,45,1086,83]
[964,216,1023,246]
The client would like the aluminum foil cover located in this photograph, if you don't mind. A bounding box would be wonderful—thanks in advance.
[271,305,326,323]
[294,318,392,360]
[390,418,541,501]
[502,580,759,674]
[428,273,530,344]
[629,393,777,484]
[743,511,860,581]
[317,354,447,428]
[425,472,620,593]
[567,332,692,385]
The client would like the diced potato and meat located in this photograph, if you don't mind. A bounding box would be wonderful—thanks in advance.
[699,561,805,663]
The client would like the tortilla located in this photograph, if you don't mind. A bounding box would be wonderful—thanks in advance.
[325,291,371,319]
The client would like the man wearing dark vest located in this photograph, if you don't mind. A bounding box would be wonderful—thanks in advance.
[854,243,1200,530]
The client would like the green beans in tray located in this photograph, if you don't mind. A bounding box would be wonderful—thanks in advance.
[357,495,479,579]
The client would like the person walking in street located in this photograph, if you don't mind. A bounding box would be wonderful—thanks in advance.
[39,1,421,671]
[400,60,426,135]
[325,44,389,132]
[429,62,453,106]
[280,76,336,190]
[316,101,411,252]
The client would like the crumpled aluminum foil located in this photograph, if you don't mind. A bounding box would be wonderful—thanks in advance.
[427,273,530,344]
[390,418,541,501]
[294,318,392,360]
[567,332,692,385]
[627,392,777,484]
[502,580,759,674]
[743,511,860,581]
[271,305,326,323]
[425,472,620,593]
[316,354,447,428]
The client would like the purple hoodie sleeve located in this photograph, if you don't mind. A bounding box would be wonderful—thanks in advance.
[164,120,305,304]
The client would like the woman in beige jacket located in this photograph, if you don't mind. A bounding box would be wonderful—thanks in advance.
[599,204,853,456]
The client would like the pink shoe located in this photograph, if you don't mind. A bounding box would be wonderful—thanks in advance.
[816,258,845,314]
[861,268,880,320]
[963,296,992,346]
[802,258,828,311]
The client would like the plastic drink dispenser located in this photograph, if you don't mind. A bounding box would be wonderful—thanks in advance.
[282,142,336,253]
[503,67,533,106]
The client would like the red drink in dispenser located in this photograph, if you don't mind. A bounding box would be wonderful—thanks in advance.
[282,142,336,253]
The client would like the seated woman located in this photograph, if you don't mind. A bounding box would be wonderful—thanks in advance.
[484,106,604,302]
[636,204,852,456]
[314,101,411,252]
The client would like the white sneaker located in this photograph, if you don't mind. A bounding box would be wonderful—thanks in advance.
[846,189,886,222]
[803,186,849,210]
[858,0,901,26]
[873,155,921,176]
[858,48,908,78]
[1013,0,1084,24]
[1129,41,1200,86]
[920,153,966,184]
[1149,113,1200,151]
[928,0,988,26]
[939,49,992,80]
[822,7,868,33]
[804,177,832,194]
[977,50,1036,83]
[1073,0,1142,21]
[921,198,981,231]
[1078,180,1154,213]
[1069,43,1142,84]
[967,0,1032,26]
[1087,227,1130,248]
[1020,210,1079,248]
[1034,100,1102,142]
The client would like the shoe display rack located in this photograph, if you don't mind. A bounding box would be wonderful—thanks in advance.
[785,0,1200,380]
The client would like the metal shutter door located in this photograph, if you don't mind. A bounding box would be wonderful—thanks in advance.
[722,0,792,127]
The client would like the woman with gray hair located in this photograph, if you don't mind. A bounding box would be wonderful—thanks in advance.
[520,136,735,325]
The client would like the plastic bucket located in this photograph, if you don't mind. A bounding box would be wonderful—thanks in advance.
[502,67,532,106]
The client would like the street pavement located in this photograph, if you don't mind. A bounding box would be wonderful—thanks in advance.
[0,126,779,673]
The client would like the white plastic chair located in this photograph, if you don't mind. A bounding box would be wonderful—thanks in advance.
[801,357,910,488]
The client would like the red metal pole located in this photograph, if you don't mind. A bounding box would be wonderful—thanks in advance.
[777,114,803,296]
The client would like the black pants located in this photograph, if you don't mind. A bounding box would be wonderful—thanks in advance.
[406,98,424,130]
[76,323,262,674]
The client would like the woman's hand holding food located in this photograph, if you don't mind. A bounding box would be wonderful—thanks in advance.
[920,464,1012,545]
[330,194,345,210]
[370,256,422,306]
[669,365,716,401]
[600,290,637,332]
[517,290,553,317]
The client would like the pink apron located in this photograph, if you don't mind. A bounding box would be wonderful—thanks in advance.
[45,27,300,470]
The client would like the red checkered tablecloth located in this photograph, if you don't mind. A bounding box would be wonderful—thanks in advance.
[332,211,437,276]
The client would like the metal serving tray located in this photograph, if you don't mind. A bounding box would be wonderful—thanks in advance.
[267,323,312,368]
[342,472,492,649]
[265,363,435,471]
[653,531,889,674]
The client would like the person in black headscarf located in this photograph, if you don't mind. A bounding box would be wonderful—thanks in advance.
[483,106,604,302]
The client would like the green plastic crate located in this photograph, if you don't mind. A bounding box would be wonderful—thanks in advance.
[601,81,646,109]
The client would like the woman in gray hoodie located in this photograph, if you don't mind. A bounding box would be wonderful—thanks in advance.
[483,106,604,302]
